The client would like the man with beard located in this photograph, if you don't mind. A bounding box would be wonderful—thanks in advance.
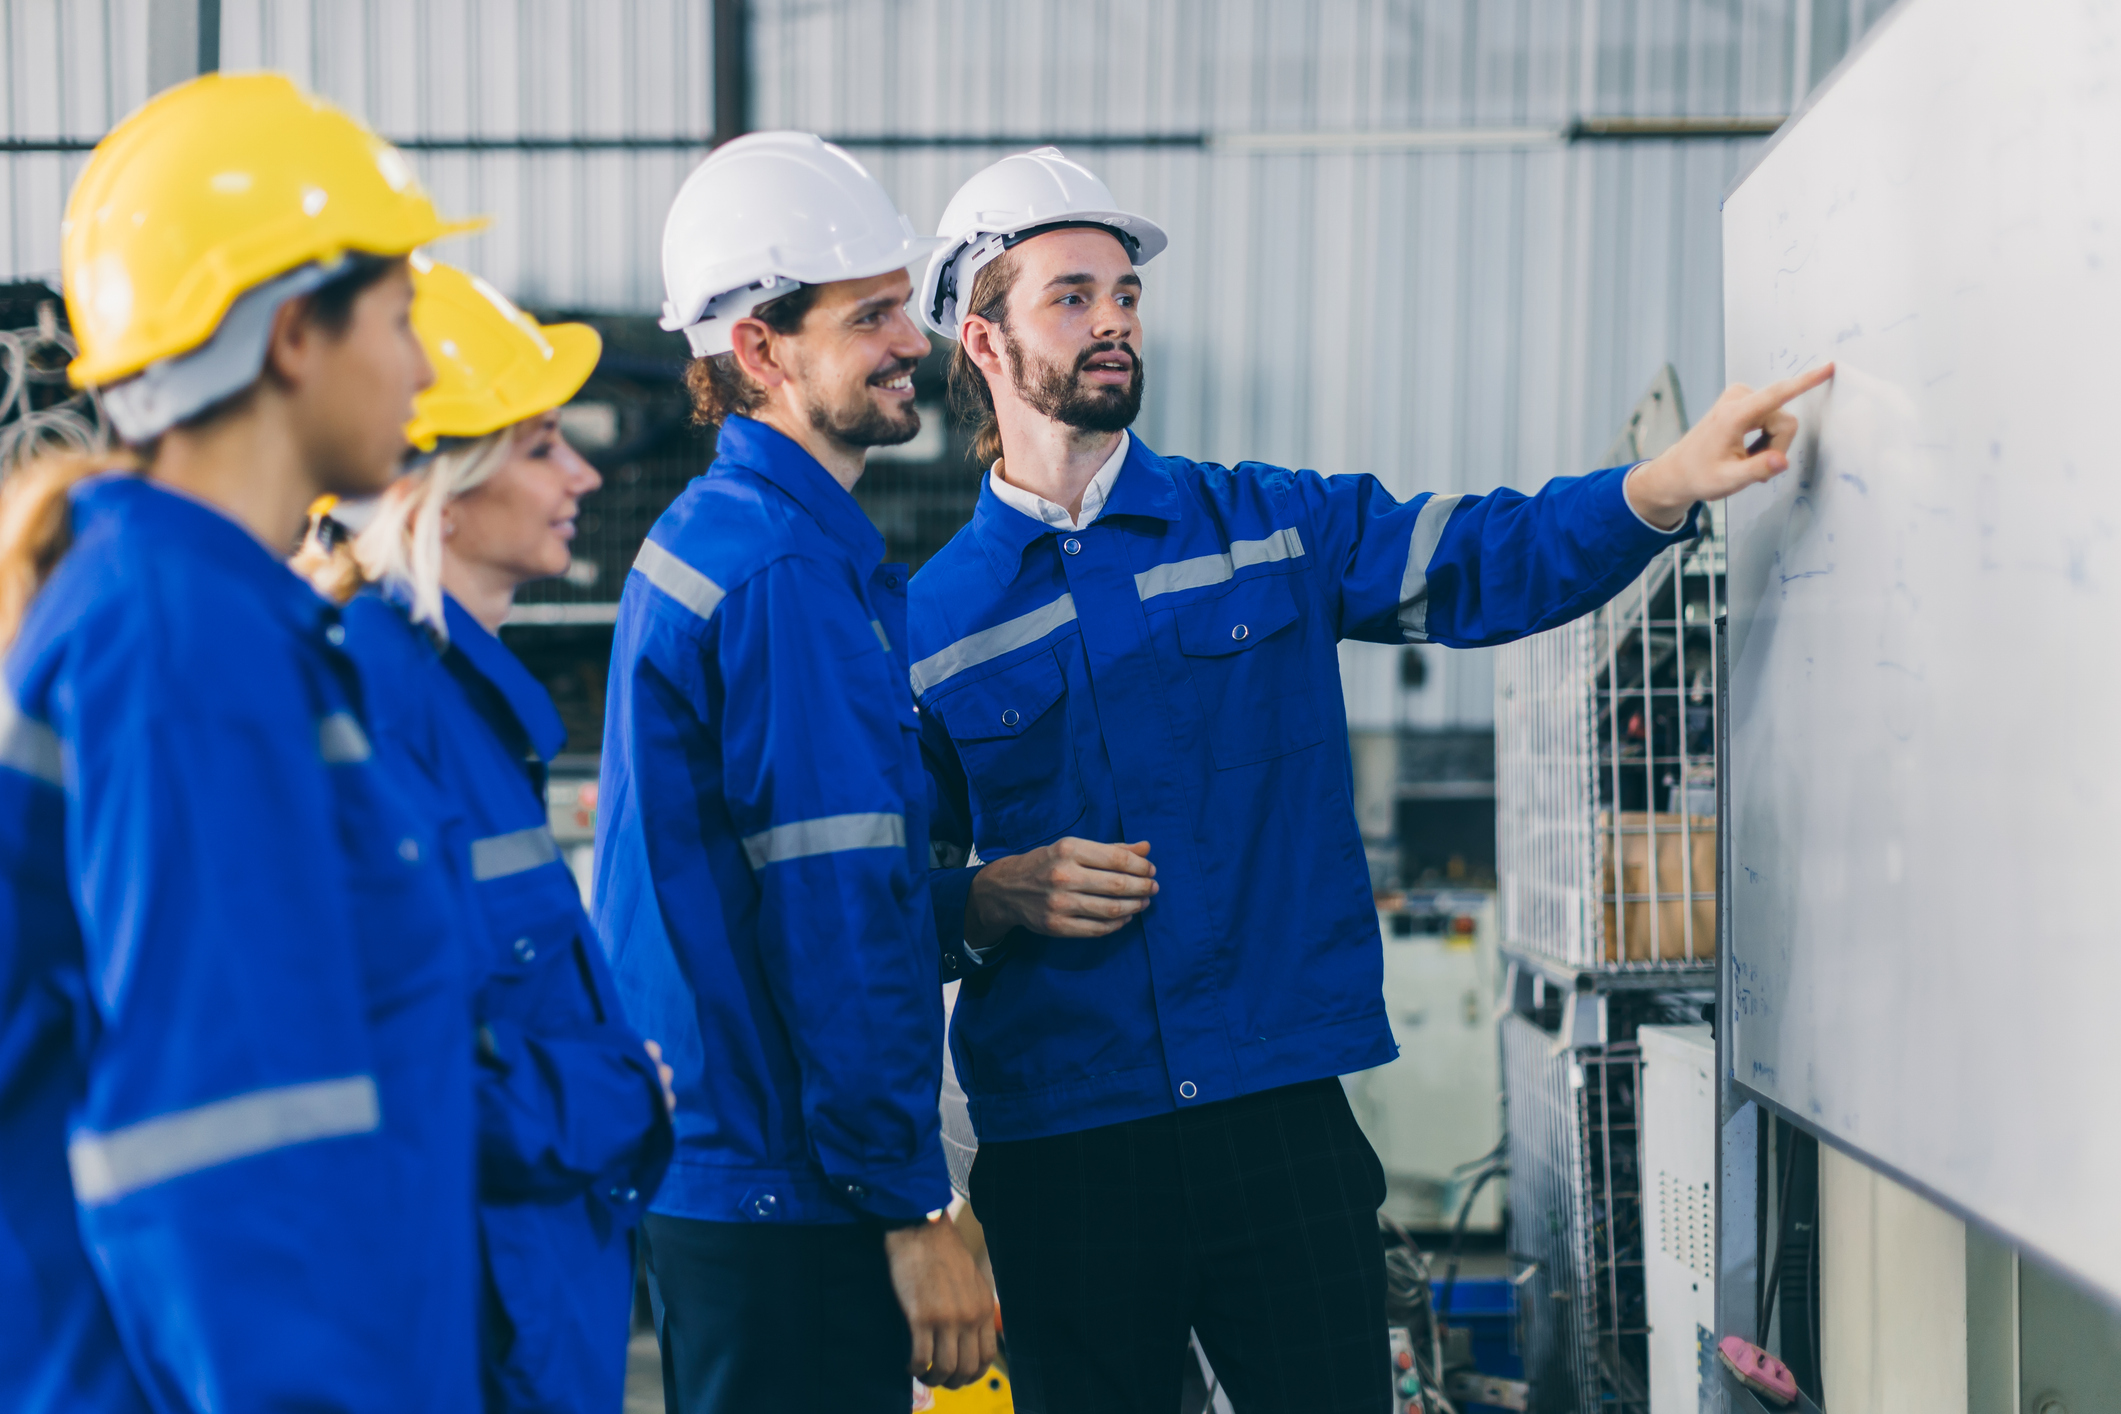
[595,133,995,1414]
[908,148,1831,1413]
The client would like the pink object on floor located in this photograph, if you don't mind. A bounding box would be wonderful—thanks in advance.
[1718,1335,1798,1406]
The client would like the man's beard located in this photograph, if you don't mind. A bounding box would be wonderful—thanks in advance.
[804,356,923,448]
[1004,333,1144,433]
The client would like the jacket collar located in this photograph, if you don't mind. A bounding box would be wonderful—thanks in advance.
[969,430,1183,584]
[441,594,567,763]
[714,414,886,572]
[71,474,340,641]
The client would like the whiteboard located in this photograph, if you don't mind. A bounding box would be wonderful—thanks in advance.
[1723,0,2121,1301]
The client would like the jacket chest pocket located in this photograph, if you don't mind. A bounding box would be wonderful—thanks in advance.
[334,761,467,1009]
[928,649,1087,853]
[479,869,608,1031]
[1173,574,1326,769]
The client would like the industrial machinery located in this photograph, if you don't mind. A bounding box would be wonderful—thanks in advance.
[1493,369,1719,1414]
[1639,1024,1716,1412]
[1348,890,1503,1233]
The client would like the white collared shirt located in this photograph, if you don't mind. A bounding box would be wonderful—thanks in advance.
[986,431,1130,532]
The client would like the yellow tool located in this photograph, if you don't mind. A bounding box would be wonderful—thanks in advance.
[918,1367,1012,1413]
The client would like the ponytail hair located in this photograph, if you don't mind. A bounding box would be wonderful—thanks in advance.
[0,450,141,652]
[945,248,1023,470]
[296,429,514,638]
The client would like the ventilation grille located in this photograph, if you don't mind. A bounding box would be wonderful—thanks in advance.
[1657,1169,1713,1280]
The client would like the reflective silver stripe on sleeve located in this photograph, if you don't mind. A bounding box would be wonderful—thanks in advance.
[633,540,727,624]
[0,684,62,787]
[908,594,1078,696]
[742,811,906,869]
[870,620,891,652]
[1397,492,1467,643]
[471,825,561,881]
[1132,526,1307,602]
[68,1075,381,1206]
[318,712,372,764]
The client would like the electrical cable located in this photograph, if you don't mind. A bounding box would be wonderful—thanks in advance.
[1803,1188,1820,1391]
[1759,1123,1799,1348]
[1435,1158,1508,1327]
[0,318,109,477]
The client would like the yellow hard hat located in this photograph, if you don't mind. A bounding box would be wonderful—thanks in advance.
[61,71,483,388]
[404,256,602,452]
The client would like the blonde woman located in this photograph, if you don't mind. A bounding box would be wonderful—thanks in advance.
[306,258,673,1414]
[0,75,482,1411]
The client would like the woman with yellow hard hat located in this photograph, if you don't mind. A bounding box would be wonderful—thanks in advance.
[301,258,676,1414]
[0,74,486,1410]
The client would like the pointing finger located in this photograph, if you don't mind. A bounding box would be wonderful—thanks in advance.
[1738,363,1833,424]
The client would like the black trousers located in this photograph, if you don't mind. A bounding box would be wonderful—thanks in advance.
[640,1213,911,1414]
[971,1077,1390,1414]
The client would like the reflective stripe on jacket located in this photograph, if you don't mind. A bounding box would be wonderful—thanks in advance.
[340,587,673,1414]
[595,415,951,1226]
[912,438,1697,1142]
[0,476,479,1412]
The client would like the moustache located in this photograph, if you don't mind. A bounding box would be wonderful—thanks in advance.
[867,357,922,386]
[1075,341,1139,375]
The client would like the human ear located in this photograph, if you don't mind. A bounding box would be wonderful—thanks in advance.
[728,318,789,390]
[260,293,318,388]
[962,315,1008,383]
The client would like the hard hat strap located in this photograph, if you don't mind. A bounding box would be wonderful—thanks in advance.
[102,258,349,443]
[938,221,1142,334]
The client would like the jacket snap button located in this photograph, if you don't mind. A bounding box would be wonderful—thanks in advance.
[749,1192,779,1218]
[325,624,346,646]
[1231,624,1249,641]
[1001,709,1020,727]
[1179,1080,1198,1099]
[397,838,420,862]
[513,937,536,963]
[885,574,899,589]
[1062,537,1082,555]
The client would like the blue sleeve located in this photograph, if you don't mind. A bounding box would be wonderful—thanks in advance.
[61,647,434,1408]
[473,935,674,1212]
[1301,463,1700,648]
[719,558,950,1221]
[919,713,1001,979]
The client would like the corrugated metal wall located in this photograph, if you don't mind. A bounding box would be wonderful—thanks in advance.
[0,0,1898,722]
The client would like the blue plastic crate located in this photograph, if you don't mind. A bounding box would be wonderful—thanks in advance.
[1430,1276,1522,1381]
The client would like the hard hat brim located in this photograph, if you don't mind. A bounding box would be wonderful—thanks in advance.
[919,214,1167,341]
[404,319,603,452]
[68,213,493,389]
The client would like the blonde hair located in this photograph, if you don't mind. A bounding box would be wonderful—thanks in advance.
[0,450,140,652]
[295,428,513,639]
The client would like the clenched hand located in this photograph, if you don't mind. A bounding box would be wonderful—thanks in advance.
[885,1217,997,1388]
[966,838,1158,946]
[1624,363,1835,529]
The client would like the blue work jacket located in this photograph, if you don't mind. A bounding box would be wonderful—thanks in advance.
[596,415,952,1227]
[0,476,479,1412]
[911,438,1698,1142]
[340,587,673,1414]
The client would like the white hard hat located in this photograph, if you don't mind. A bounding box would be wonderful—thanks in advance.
[659,131,948,357]
[919,147,1169,341]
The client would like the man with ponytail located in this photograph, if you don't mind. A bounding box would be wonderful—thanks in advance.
[0,74,486,1412]
[906,149,1832,1412]
[301,257,677,1414]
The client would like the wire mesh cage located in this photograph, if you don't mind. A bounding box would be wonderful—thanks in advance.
[1505,995,1710,1414]
[1495,368,1721,973]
